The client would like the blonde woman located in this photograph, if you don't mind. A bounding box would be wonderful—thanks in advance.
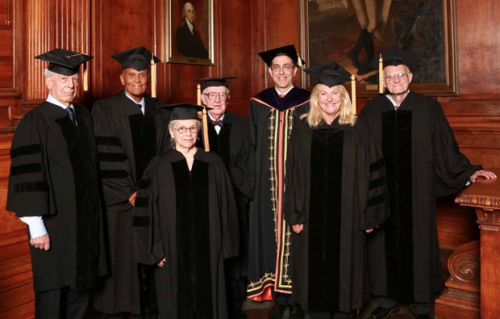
[284,62,389,319]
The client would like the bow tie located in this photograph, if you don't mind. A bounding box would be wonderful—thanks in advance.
[212,120,224,127]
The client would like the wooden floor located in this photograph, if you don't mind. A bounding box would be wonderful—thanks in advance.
[88,298,417,319]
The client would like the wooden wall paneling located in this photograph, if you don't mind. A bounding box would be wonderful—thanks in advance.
[456,0,500,95]
[0,0,14,90]
[218,0,259,117]
[92,0,155,101]
[22,0,91,110]
[264,0,304,88]
[251,0,268,93]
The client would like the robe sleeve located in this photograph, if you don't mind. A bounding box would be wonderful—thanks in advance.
[431,100,482,196]
[91,100,134,207]
[357,119,390,230]
[283,119,309,225]
[229,122,255,201]
[215,157,239,259]
[7,111,55,217]
[132,156,165,265]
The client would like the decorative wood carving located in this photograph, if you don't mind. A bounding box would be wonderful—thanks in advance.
[441,168,500,319]
[435,240,480,318]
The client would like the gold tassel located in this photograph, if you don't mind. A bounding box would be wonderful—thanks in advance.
[151,57,156,98]
[83,62,89,92]
[351,75,356,115]
[379,53,384,94]
[296,54,303,67]
[197,84,210,152]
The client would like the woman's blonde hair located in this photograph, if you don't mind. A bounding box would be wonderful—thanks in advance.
[301,84,356,127]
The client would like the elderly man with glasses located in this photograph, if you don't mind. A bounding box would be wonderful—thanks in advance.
[246,45,310,319]
[359,46,496,319]
[195,77,254,319]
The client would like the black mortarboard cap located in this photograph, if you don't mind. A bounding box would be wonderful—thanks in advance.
[193,77,237,90]
[157,103,213,121]
[258,45,306,67]
[368,46,419,70]
[111,46,161,71]
[304,61,352,87]
[35,49,93,76]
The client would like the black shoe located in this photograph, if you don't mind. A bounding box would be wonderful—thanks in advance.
[370,306,400,319]
[289,305,305,319]
[267,302,288,319]
[414,314,432,319]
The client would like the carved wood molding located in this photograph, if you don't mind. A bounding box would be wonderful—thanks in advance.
[475,209,500,232]
[435,240,480,314]
[447,240,480,287]
[455,194,500,210]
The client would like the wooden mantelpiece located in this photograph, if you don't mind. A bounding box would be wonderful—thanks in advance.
[436,168,500,319]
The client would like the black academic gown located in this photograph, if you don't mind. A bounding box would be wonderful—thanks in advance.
[91,91,171,314]
[359,91,482,303]
[132,149,239,319]
[6,102,107,293]
[247,87,310,298]
[284,117,389,312]
[200,111,254,279]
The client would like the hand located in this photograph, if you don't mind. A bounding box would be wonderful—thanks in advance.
[129,192,137,206]
[30,233,50,251]
[292,224,303,234]
[365,228,374,233]
[470,170,497,183]
[157,257,166,267]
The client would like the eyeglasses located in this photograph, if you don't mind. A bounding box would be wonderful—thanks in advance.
[203,92,228,101]
[385,73,409,81]
[173,126,198,134]
[271,64,295,73]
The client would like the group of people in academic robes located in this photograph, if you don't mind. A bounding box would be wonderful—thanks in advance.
[6,41,497,319]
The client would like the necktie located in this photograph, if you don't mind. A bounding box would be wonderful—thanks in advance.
[395,105,400,110]
[279,94,285,98]
[66,107,77,126]
[212,120,224,127]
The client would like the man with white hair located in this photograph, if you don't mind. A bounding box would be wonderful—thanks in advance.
[6,49,107,318]
[196,77,254,319]
[176,2,209,59]
[359,46,496,319]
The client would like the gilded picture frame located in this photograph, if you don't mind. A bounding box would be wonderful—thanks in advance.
[166,0,214,65]
[301,0,459,97]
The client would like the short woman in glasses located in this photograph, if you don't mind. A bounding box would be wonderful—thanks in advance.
[132,103,239,319]
[284,63,389,319]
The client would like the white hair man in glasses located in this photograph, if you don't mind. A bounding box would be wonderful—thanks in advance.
[195,77,254,319]
[359,46,496,319]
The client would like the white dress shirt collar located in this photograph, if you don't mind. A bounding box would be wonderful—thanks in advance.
[275,85,294,97]
[385,90,410,109]
[208,112,225,134]
[46,94,75,111]
[125,91,146,115]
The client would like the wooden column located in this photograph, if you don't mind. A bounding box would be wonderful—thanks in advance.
[436,168,500,319]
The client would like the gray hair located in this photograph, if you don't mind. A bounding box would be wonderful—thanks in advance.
[169,119,201,131]
[182,2,196,21]
[43,68,57,78]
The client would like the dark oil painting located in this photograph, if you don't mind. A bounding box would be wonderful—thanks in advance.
[308,0,445,87]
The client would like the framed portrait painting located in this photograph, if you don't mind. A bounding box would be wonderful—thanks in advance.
[303,0,459,96]
[166,0,214,65]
